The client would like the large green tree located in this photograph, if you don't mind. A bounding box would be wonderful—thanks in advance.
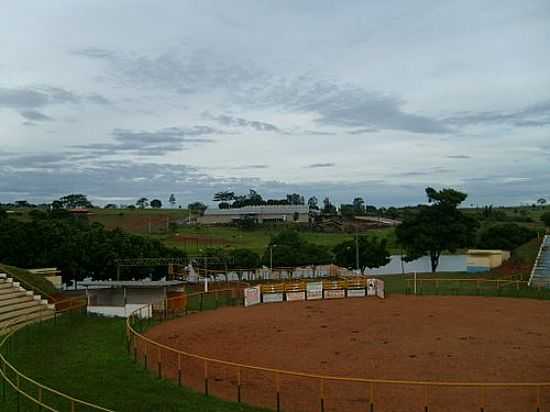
[333,236,390,274]
[395,187,479,272]
[229,248,260,281]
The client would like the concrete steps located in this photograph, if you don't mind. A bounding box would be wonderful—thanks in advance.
[529,236,550,288]
[0,273,55,335]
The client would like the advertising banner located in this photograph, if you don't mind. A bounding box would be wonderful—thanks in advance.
[263,293,284,303]
[306,282,323,300]
[367,279,377,296]
[347,288,366,298]
[375,279,385,299]
[324,289,345,299]
[286,291,306,301]
[244,286,261,307]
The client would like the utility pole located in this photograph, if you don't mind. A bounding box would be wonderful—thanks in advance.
[355,230,360,275]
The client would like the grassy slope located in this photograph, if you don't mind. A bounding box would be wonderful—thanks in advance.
[0,263,58,297]
[156,226,397,255]
[2,314,266,412]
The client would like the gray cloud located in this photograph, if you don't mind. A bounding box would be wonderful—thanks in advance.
[389,167,454,177]
[232,164,269,170]
[307,162,336,168]
[447,155,471,159]
[70,47,116,59]
[20,110,53,122]
[202,112,282,133]
[0,86,109,112]
[86,94,111,105]
[74,47,449,134]
[444,100,550,128]
[73,126,221,156]
[347,128,379,135]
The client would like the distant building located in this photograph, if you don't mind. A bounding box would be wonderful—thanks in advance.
[198,205,311,224]
[466,250,511,273]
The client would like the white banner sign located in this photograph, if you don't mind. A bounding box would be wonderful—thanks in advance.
[347,288,366,298]
[286,291,306,301]
[244,286,261,307]
[263,293,284,303]
[324,289,345,299]
[375,279,385,299]
[306,282,323,300]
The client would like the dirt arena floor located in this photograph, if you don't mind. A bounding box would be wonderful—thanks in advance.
[145,296,550,412]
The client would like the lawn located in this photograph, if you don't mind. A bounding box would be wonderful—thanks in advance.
[1,313,266,412]
[153,225,398,255]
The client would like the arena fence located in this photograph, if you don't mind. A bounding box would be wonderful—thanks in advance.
[127,286,550,412]
[0,298,113,412]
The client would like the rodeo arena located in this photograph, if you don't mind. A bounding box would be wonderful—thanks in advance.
[1,237,550,412]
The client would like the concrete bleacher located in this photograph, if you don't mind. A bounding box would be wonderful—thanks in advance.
[528,235,550,288]
[0,273,55,334]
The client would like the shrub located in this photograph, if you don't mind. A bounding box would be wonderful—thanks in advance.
[477,224,537,251]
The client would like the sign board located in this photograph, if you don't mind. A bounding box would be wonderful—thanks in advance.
[263,293,284,303]
[367,279,377,296]
[286,291,306,301]
[306,282,323,300]
[347,288,366,298]
[324,289,345,299]
[375,279,385,299]
[244,286,261,307]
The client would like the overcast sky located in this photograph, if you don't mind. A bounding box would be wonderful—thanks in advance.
[1,1,549,207]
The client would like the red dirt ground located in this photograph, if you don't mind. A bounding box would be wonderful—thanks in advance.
[145,296,550,412]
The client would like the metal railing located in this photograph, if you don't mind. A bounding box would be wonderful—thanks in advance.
[127,287,550,412]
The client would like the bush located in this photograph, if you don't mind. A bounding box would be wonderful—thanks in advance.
[477,224,537,251]
[541,212,550,228]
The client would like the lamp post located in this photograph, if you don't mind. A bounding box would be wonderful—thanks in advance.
[270,244,277,280]
[355,230,360,275]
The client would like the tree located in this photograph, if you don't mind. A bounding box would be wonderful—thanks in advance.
[136,198,149,209]
[340,204,355,218]
[541,212,550,228]
[57,194,93,209]
[538,198,547,208]
[262,231,331,278]
[286,193,305,205]
[352,197,365,216]
[333,236,390,275]
[213,191,235,202]
[395,187,479,272]
[0,208,7,221]
[168,194,176,208]
[104,204,118,209]
[308,196,319,210]
[150,199,162,208]
[229,249,260,281]
[188,202,207,216]
[477,224,536,251]
[322,197,337,215]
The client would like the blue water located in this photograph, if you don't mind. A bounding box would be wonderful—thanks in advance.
[368,255,467,276]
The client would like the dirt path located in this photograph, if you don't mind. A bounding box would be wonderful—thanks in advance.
[145,296,550,412]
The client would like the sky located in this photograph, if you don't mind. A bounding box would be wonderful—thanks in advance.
[1,1,549,207]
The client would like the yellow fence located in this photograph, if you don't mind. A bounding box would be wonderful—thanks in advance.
[127,288,550,412]
[0,299,113,412]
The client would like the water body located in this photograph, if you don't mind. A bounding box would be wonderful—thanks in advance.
[369,255,467,275]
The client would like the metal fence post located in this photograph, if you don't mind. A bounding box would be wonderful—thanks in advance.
[275,372,280,412]
[237,368,241,403]
[320,378,325,412]
[369,382,375,412]
[204,360,209,396]
[177,354,182,387]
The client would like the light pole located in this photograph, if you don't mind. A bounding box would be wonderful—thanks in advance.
[270,244,277,279]
[355,230,360,275]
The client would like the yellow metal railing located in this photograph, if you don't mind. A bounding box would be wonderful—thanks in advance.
[127,288,550,412]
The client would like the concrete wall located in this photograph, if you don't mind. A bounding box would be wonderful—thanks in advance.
[198,213,309,224]
[87,304,152,318]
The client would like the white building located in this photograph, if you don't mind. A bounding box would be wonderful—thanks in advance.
[198,205,311,224]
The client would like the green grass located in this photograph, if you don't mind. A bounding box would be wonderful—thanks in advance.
[1,314,266,412]
[0,263,59,297]
[154,225,397,255]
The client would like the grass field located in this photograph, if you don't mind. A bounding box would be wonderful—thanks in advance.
[153,225,398,255]
[0,263,59,297]
[1,313,266,412]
